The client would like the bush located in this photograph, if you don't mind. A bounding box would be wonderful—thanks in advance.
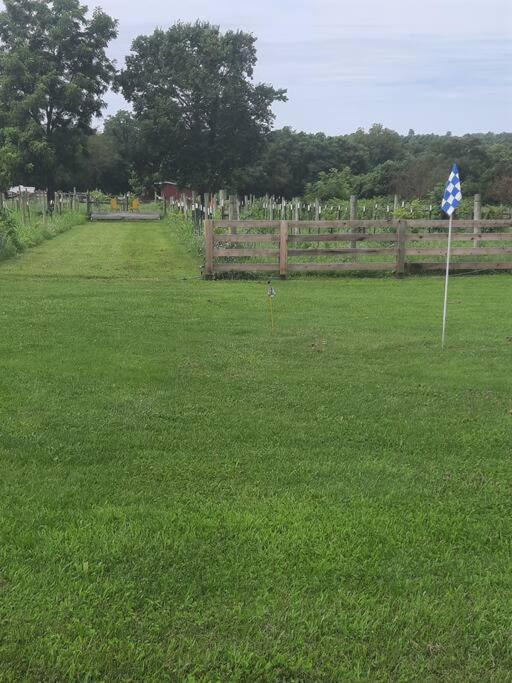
[0,208,22,259]
[168,209,203,260]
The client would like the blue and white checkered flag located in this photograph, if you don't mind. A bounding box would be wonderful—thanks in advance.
[441,164,462,216]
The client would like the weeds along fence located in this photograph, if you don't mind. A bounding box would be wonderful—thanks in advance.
[204,218,512,277]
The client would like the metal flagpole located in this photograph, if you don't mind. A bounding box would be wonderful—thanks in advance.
[440,164,462,349]
[441,213,453,349]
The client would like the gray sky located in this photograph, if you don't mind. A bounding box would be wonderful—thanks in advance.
[99,0,511,135]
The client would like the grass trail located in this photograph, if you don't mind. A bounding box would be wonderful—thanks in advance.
[0,220,197,279]
[1,222,512,680]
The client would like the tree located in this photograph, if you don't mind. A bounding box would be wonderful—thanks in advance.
[80,112,142,194]
[0,126,21,192]
[350,124,404,167]
[304,167,355,201]
[117,21,287,194]
[0,0,118,200]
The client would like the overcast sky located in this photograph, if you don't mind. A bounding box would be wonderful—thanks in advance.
[99,0,511,135]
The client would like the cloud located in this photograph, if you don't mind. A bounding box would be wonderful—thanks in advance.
[97,0,511,134]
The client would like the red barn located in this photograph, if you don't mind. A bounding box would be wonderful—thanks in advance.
[155,181,193,201]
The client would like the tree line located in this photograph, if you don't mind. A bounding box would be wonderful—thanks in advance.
[1,0,511,203]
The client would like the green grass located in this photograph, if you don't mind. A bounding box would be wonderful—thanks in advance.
[0,210,87,261]
[1,220,512,681]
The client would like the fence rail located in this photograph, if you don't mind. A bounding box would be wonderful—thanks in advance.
[204,219,512,278]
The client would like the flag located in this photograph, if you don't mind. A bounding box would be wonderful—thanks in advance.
[441,164,462,216]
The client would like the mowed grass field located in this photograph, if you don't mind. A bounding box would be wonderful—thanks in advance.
[1,220,512,681]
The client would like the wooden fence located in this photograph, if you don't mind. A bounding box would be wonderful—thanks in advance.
[204,219,512,277]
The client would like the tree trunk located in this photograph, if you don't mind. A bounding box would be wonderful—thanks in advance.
[46,182,56,204]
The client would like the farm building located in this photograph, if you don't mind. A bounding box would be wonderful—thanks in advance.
[155,181,193,201]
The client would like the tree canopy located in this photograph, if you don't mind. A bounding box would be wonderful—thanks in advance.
[0,0,117,198]
[235,126,512,202]
[0,10,511,204]
[116,21,287,193]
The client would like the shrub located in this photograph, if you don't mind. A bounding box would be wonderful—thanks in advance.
[168,209,203,260]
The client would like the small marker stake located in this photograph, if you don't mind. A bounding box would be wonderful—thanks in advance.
[267,280,276,335]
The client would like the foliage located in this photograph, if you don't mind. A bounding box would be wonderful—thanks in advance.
[117,21,287,193]
[305,167,355,201]
[89,189,111,203]
[0,127,22,192]
[78,111,143,194]
[394,198,431,219]
[0,0,117,199]
[0,206,22,257]
[237,127,512,202]
[167,209,203,261]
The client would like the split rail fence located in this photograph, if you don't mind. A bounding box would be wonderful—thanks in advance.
[204,219,512,277]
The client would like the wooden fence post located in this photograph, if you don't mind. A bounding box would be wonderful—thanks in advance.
[350,194,358,255]
[473,193,482,220]
[204,219,214,279]
[393,194,400,217]
[229,195,237,233]
[396,220,406,276]
[349,194,357,221]
[293,198,299,235]
[474,194,481,247]
[280,220,288,279]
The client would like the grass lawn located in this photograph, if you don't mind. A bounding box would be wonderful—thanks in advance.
[1,220,512,681]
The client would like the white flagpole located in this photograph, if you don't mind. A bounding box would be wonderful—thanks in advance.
[441,212,453,349]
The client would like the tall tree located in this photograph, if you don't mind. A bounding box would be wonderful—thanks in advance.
[0,126,21,192]
[117,21,287,193]
[0,0,117,200]
[79,112,141,194]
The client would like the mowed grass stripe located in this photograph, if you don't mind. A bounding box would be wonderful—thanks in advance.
[0,220,198,280]
[0,222,512,680]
